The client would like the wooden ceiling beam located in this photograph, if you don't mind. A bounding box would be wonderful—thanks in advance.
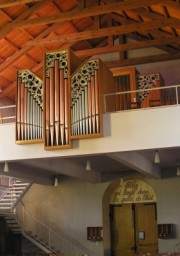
[12,0,169,29]
[106,52,180,68]
[163,0,180,11]
[0,0,51,39]
[75,36,180,58]
[25,17,180,46]
[0,0,42,8]
[111,13,180,53]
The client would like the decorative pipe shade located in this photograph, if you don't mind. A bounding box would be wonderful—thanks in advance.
[4,162,9,172]
[154,150,160,164]
[86,160,91,171]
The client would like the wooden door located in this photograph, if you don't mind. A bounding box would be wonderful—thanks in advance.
[110,203,158,256]
[135,203,158,255]
[111,204,135,256]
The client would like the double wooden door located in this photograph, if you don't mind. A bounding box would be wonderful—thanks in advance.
[110,203,158,256]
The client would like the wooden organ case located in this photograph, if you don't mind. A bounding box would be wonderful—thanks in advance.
[70,58,114,139]
[137,72,164,108]
[111,67,139,112]
[16,70,43,144]
[44,49,82,149]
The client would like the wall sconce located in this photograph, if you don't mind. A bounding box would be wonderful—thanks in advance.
[86,160,91,171]
[154,150,160,164]
[4,161,9,172]
[177,161,180,176]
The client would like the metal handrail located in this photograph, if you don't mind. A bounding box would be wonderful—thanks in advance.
[0,178,16,201]
[15,201,91,256]
[104,84,180,113]
[104,84,180,97]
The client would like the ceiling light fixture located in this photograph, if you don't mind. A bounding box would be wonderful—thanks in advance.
[154,150,160,164]
[54,176,59,187]
[120,176,124,186]
[177,161,180,176]
[86,160,91,171]
[4,161,9,172]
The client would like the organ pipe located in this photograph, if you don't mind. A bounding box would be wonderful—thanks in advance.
[16,70,43,144]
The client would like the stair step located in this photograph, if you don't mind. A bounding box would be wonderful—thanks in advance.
[2,194,21,197]
[9,187,27,190]
[14,182,29,185]
[5,219,17,224]
[0,201,17,204]
[7,223,19,228]
[11,228,21,233]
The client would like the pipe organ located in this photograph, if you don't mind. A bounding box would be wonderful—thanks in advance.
[71,58,114,139]
[44,49,81,149]
[16,70,43,143]
[137,73,164,108]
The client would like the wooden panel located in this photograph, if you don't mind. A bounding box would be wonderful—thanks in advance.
[112,204,135,256]
[135,203,158,255]
[111,67,139,112]
[137,72,164,108]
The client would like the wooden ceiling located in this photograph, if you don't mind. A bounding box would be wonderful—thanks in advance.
[0,0,180,102]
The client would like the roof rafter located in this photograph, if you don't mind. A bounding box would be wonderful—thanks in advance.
[0,0,42,8]
[25,17,180,46]
[11,0,170,29]
[75,36,180,58]
[106,52,180,68]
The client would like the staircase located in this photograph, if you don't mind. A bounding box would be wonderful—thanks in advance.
[15,201,91,256]
[0,179,31,213]
[0,177,91,256]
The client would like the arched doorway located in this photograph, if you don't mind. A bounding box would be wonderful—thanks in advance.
[103,179,158,256]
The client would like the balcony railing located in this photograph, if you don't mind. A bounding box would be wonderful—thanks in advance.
[104,84,180,114]
[1,85,180,124]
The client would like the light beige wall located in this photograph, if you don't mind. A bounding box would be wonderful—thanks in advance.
[149,178,180,254]
[22,178,109,256]
[22,177,180,256]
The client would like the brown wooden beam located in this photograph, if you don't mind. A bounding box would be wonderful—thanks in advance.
[75,36,180,57]
[12,0,169,29]
[107,52,180,68]
[0,0,42,8]
[25,17,180,46]
[0,0,51,39]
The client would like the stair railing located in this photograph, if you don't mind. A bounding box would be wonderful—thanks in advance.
[0,179,31,211]
[0,176,14,198]
[15,201,91,256]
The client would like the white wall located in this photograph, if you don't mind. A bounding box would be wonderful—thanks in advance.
[21,177,180,256]
[1,105,180,161]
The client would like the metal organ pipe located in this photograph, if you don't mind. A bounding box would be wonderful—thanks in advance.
[44,51,70,148]
[71,60,100,138]
[16,70,43,143]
